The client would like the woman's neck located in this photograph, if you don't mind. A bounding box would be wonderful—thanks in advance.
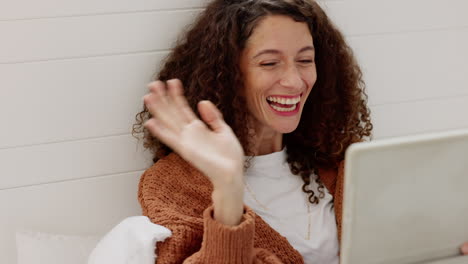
[251,126,283,156]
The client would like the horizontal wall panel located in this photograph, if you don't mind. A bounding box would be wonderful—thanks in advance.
[2,0,468,63]
[4,0,467,33]
[0,0,206,20]
[0,0,341,21]
[0,171,142,264]
[371,96,468,139]
[323,0,468,36]
[0,135,153,189]
[348,28,468,106]
[0,9,199,63]
[0,52,166,148]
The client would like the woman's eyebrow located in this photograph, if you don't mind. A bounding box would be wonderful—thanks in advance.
[253,49,281,59]
[252,46,315,59]
[298,46,315,53]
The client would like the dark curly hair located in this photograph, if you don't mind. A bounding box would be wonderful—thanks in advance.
[133,0,373,204]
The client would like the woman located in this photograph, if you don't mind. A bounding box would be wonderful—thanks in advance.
[133,0,468,263]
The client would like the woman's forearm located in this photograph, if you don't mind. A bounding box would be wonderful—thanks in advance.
[211,177,245,226]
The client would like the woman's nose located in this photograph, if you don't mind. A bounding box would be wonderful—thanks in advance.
[279,65,303,90]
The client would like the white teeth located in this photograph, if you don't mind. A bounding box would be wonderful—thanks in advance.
[270,103,297,112]
[267,96,301,105]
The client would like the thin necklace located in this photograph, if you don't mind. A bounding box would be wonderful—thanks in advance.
[244,181,313,240]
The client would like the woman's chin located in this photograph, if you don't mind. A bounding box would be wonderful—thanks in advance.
[271,121,300,134]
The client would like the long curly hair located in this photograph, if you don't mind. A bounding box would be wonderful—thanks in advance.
[133,0,373,204]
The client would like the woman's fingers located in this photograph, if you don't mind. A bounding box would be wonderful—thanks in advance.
[166,79,197,122]
[144,118,180,150]
[145,81,168,117]
[145,80,187,133]
[461,242,468,255]
[198,100,227,133]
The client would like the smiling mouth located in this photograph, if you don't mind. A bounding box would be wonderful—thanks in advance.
[266,94,301,113]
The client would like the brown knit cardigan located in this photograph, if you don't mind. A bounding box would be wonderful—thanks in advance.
[138,153,345,264]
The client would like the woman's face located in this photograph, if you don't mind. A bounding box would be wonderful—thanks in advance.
[240,15,317,134]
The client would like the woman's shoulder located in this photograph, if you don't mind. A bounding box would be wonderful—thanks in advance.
[145,152,192,175]
[142,153,209,183]
[140,152,213,191]
[138,153,213,221]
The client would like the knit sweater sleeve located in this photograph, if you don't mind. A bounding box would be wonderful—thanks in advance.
[184,206,283,264]
[138,155,284,264]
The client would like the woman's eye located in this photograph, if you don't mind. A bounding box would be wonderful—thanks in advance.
[260,62,277,67]
[298,59,314,64]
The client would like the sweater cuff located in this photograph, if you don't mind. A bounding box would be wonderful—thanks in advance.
[199,205,255,263]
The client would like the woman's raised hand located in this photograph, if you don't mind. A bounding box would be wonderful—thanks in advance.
[143,79,245,225]
[143,79,244,186]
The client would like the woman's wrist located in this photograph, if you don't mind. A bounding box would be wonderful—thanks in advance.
[211,178,244,226]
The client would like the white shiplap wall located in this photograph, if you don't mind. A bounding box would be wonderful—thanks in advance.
[0,0,467,263]
[321,0,468,138]
[0,1,207,263]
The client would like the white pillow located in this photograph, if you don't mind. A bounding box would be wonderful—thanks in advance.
[16,230,100,264]
[87,216,172,264]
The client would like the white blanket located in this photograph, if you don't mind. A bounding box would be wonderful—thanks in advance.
[88,216,172,264]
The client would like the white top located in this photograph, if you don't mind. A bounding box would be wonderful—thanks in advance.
[243,149,339,264]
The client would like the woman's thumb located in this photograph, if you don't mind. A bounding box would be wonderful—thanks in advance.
[198,101,226,132]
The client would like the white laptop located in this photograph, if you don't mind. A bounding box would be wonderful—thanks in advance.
[340,129,468,264]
